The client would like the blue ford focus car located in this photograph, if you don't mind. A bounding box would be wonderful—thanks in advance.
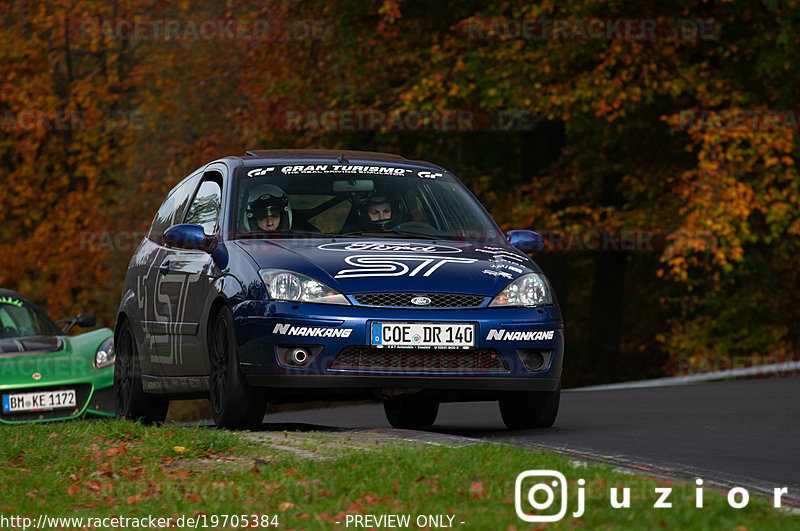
[115,150,563,429]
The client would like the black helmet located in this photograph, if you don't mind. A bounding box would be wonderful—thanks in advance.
[246,185,291,231]
[359,191,403,231]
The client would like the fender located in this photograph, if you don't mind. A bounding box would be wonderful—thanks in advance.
[191,274,246,376]
[115,287,159,376]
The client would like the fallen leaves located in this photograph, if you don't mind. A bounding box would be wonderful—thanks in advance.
[105,445,127,457]
[184,492,202,503]
[470,481,486,500]
[126,492,146,505]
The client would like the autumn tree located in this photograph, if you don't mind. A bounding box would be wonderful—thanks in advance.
[2,0,797,384]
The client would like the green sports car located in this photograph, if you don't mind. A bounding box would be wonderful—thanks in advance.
[0,289,115,423]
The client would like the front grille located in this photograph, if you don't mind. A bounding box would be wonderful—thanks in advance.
[329,347,508,373]
[0,383,91,422]
[352,293,485,308]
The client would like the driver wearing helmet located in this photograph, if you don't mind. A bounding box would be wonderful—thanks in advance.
[359,191,402,231]
[246,185,292,232]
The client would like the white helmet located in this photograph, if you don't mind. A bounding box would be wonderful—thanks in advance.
[244,184,292,231]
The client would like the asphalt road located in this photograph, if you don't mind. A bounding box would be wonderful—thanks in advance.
[261,377,800,497]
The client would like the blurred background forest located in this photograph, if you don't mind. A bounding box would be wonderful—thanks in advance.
[1,0,798,386]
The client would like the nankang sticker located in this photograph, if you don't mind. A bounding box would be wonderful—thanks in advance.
[318,241,461,254]
[272,323,352,338]
[486,329,555,341]
[247,167,274,177]
[335,255,477,279]
[280,165,413,175]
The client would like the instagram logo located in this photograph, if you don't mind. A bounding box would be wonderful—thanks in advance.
[515,470,585,522]
[514,471,790,522]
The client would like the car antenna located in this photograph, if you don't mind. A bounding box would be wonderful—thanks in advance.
[337,153,348,164]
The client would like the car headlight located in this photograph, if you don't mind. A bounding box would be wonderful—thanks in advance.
[259,269,350,305]
[95,337,115,369]
[489,273,552,307]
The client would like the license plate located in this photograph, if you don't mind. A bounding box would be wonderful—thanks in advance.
[371,322,474,348]
[2,389,76,414]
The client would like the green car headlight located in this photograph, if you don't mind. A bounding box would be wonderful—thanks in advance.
[95,337,115,369]
[489,273,552,307]
[259,269,350,305]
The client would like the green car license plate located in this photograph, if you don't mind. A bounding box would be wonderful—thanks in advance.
[2,389,76,413]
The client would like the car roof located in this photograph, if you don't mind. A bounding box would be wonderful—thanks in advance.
[239,149,445,171]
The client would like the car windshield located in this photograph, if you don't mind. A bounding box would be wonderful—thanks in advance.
[0,299,59,338]
[232,164,505,244]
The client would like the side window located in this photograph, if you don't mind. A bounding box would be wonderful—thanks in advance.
[185,175,222,235]
[148,193,178,244]
[148,175,200,244]
[0,308,12,327]
[171,178,198,227]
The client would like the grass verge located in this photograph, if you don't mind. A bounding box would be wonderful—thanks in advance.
[0,420,794,529]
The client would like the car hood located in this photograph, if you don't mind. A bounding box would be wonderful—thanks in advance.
[0,336,62,358]
[234,238,540,297]
[0,328,113,391]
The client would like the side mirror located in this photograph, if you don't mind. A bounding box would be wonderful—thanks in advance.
[507,230,544,253]
[57,312,97,334]
[76,312,96,328]
[164,224,215,252]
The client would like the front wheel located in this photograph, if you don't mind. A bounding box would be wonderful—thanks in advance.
[384,398,439,429]
[499,385,560,430]
[209,306,266,429]
[114,319,168,424]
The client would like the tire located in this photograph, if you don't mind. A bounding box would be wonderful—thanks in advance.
[209,306,266,429]
[499,385,560,430]
[114,319,168,424]
[383,398,439,429]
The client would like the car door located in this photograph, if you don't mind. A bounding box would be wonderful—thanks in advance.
[143,173,201,375]
[136,175,199,375]
[157,165,226,377]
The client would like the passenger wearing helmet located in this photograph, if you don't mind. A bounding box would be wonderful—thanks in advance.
[359,191,403,231]
[246,185,292,232]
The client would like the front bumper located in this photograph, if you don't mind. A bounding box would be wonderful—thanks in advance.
[0,380,115,424]
[233,300,564,400]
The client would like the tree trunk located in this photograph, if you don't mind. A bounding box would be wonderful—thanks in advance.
[587,172,627,383]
